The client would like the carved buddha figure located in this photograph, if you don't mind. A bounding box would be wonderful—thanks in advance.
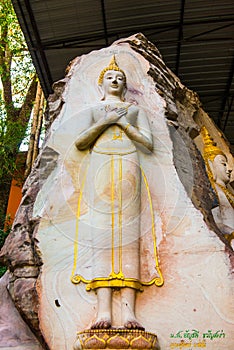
[71,56,163,330]
[201,127,234,246]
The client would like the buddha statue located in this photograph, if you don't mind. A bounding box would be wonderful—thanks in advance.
[70,56,163,330]
[201,127,234,247]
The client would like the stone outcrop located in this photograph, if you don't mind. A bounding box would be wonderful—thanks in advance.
[0,272,43,350]
[0,33,233,349]
[0,147,58,349]
[126,33,233,248]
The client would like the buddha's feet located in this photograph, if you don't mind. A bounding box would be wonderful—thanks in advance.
[124,319,145,331]
[91,317,111,329]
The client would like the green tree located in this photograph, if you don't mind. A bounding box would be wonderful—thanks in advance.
[0,0,38,229]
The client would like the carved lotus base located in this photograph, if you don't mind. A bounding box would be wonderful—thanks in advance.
[73,329,160,350]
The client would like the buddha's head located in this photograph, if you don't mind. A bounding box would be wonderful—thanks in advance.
[201,127,231,186]
[98,56,126,101]
[211,154,231,185]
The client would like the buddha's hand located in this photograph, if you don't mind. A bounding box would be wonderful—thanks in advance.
[105,107,127,124]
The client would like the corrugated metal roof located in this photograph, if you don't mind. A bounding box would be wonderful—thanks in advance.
[12,0,234,145]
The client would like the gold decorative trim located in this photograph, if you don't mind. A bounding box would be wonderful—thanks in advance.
[71,158,90,278]
[216,183,234,209]
[71,274,163,291]
[74,329,159,350]
[201,126,225,163]
[200,126,227,198]
[130,334,152,349]
[124,123,131,132]
[140,166,164,287]
[71,156,164,290]
[106,334,129,348]
[98,55,126,86]
[92,149,137,156]
[84,334,106,349]
[111,155,115,274]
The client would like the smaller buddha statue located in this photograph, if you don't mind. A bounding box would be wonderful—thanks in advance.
[201,127,234,248]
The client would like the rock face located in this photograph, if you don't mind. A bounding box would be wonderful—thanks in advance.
[0,33,233,350]
[0,147,58,349]
[0,272,43,350]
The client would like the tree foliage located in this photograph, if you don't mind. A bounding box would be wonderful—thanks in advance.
[0,0,38,229]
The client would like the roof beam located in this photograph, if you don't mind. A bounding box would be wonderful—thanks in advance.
[185,22,234,41]
[217,54,234,128]
[14,0,53,96]
[223,95,234,132]
[100,0,109,46]
[29,17,234,50]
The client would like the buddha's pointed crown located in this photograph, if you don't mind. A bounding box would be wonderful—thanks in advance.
[201,126,225,162]
[98,55,126,85]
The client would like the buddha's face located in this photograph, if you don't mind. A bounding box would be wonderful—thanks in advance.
[211,154,231,185]
[102,70,126,98]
